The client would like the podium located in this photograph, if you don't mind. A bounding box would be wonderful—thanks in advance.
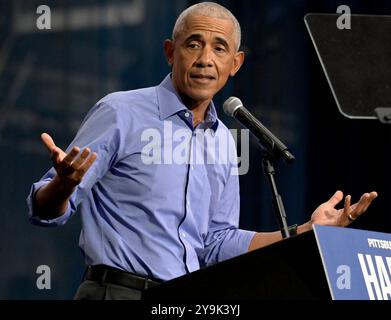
[143,230,331,300]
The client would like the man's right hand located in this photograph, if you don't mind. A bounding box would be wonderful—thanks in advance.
[33,133,98,220]
[41,133,97,187]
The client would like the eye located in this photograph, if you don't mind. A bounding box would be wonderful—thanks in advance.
[188,42,201,49]
[215,46,227,53]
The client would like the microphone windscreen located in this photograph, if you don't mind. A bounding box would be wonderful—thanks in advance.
[223,96,243,116]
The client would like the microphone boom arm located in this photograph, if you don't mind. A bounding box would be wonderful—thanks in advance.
[223,96,294,239]
[263,156,291,239]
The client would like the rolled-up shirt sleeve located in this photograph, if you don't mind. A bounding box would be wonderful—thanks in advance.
[199,162,256,267]
[26,101,124,227]
[27,171,75,226]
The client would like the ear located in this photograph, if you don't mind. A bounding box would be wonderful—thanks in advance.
[229,51,245,77]
[163,39,175,67]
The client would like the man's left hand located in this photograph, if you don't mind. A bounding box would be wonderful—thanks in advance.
[309,190,378,227]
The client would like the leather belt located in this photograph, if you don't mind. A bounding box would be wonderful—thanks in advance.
[85,265,160,291]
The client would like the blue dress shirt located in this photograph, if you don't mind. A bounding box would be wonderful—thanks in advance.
[27,74,255,281]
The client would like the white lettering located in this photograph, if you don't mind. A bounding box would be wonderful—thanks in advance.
[151,304,185,317]
[336,265,351,289]
[36,5,52,30]
[141,128,162,164]
[358,253,383,300]
[173,129,191,165]
[367,238,391,250]
[336,5,351,30]
[163,121,173,164]
[230,129,249,175]
[139,122,250,175]
[375,256,391,300]
[36,265,51,290]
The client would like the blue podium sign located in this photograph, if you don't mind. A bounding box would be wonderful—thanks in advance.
[313,225,391,300]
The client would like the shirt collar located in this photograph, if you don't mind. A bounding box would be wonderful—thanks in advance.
[156,74,219,131]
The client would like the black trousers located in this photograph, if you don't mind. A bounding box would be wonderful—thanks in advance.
[74,279,142,300]
[73,265,160,300]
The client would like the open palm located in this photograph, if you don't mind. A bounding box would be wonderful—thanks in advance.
[41,133,97,187]
[311,190,378,227]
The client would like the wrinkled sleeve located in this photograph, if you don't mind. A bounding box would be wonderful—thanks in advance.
[27,102,124,227]
[199,140,255,267]
[27,170,73,227]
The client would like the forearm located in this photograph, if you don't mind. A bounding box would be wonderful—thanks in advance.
[248,222,312,252]
[34,175,76,220]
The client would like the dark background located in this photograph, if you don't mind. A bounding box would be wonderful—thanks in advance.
[1,0,390,299]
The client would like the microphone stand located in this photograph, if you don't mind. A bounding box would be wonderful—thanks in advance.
[262,153,291,239]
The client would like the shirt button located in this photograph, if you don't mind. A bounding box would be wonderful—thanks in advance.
[187,200,190,206]
[191,165,194,170]
[182,233,186,238]
[185,112,190,118]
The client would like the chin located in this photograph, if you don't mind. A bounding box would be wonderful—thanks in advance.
[188,90,215,102]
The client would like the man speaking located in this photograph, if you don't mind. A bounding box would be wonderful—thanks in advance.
[27,2,377,300]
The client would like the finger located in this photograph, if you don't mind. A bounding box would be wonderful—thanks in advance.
[51,147,62,164]
[41,133,56,153]
[72,148,91,169]
[350,193,370,218]
[358,191,378,213]
[344,195,351,213]
[78,152,98,176]
[343,195,351,224]
[61,146,81,167]
[327,190,344,207]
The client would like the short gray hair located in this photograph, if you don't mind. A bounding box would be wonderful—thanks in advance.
[172,2,241,51]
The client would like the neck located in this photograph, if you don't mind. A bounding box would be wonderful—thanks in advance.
[179,94,211,127]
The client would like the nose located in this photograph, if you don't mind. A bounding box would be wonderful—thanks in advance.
[194,46,213,68]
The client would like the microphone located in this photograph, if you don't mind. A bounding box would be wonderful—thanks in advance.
[223,96,295,163]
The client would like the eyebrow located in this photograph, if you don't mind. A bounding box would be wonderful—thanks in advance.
[185,33,230,49]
